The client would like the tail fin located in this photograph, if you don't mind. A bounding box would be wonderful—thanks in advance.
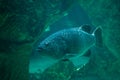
[92,26,101,35]
[92,26,103,47]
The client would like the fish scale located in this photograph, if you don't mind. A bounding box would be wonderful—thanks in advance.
[38,26,95,58]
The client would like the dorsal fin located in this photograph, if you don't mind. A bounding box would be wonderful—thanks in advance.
[80,24,92,33]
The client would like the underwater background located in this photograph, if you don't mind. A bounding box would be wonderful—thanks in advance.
[0,0,120,80]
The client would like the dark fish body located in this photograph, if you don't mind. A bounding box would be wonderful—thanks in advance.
[29,25,102,73]
[37,27,95,59]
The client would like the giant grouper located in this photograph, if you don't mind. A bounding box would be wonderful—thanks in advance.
[29,24,102,73]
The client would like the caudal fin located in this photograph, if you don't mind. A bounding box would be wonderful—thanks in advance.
[92,26,103,47]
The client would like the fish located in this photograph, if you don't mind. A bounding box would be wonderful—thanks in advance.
[29,24,102,73]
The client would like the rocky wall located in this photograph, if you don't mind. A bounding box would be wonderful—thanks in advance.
[79,0,120,59]
[0,0,75,80]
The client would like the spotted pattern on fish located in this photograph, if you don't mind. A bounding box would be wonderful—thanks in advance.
[37,27,95,59]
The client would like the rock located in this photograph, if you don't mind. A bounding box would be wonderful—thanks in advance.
[0,0,75,80]
[40,60,74,80]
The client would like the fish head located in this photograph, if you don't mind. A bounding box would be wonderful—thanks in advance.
[30,40,59,73]
[36,40,60,59]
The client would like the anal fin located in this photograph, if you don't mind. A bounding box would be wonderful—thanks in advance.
[69,56,90,69]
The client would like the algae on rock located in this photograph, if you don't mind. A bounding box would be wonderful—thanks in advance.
[0,0,75,80]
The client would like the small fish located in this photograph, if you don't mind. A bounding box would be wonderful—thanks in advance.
[29,25,102,73]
